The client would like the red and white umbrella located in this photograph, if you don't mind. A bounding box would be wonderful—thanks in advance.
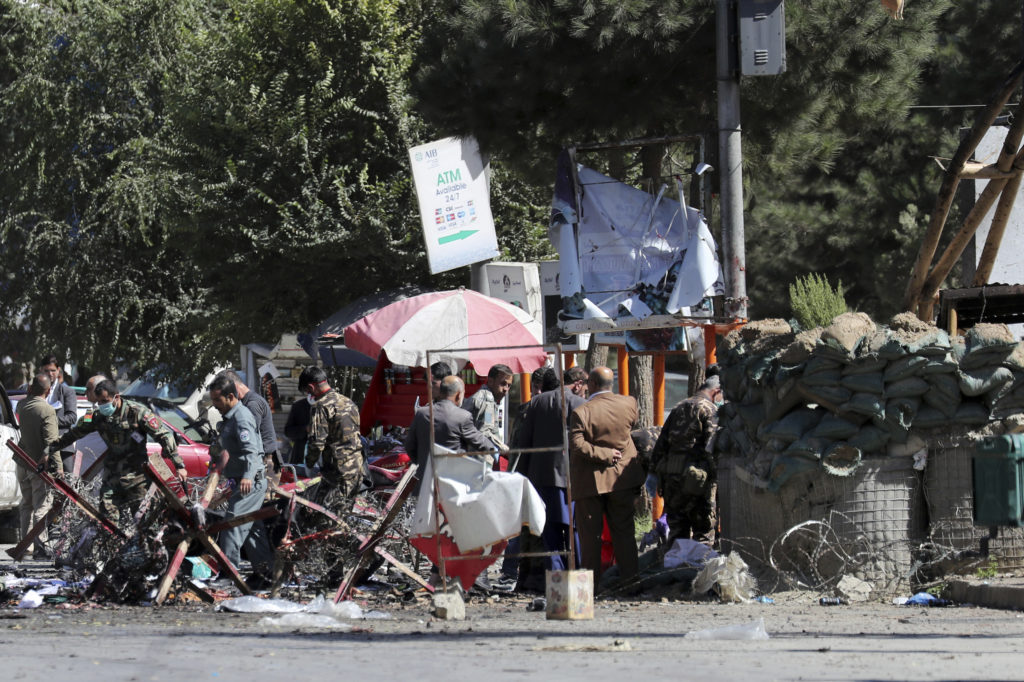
[343,288,547,374]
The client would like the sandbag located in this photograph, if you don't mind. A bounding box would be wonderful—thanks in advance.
[842,392,885,420]
[784,436,830,460]
[774,363,805,385]
[803,368,842,388]
[926,373,960,404]
[821,312,875,354]
[957,366,1013,397]
[913,406,950,429]
[745,354,776,386]
[1002,344,1024,372]
[883,355,928,382]
[907,329,951,356]
[921,383,959,418]
[882,397,920,431]
[885,377,930,398]
[799,383,852,408]
[961,323,1016,369]
[779,328,822,364]
[768,453,820,491]
[760,408,824,443]
[822,443,862,477]
[812,413,861,440]
[737,403,765,432]
[954,401,991,426]
[984,380,1015,410]
[841,355,888,375]
[847,425,890,454]
[877,336,910,360]
[840,372,884,395]
[919,354,958,375]
[804,355,843,377]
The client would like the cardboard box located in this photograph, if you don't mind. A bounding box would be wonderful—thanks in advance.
[545,569,593,620]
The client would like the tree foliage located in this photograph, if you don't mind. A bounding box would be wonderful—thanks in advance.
[789,273,847,330]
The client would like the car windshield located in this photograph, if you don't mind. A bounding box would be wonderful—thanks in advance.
[123,374,194,404]
[144,402,204,443]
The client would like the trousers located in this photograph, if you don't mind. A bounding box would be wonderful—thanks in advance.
[574,487,640,582]
[16,467,53,554]
[218,474,273,576]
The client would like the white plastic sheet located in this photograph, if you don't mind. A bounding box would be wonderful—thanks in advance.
[684,618,769,641]
[411,453,545,551]
[663,539,719,569]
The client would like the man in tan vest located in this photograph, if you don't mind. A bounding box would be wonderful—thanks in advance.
[15,373,62,559]
[569,366,644,583]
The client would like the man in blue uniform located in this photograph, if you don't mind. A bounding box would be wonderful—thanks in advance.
[207,374,274,588]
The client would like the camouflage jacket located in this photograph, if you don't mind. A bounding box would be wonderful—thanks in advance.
[55,398,184,474]
[462,385,505,449]
[305,390,363,476]
[651,394,718,475]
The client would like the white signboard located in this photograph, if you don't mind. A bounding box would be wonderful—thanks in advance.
[409,137,499,274]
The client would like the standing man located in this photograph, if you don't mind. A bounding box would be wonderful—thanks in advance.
[429,361,452,402]
[462,364,513,460]
[15,373,61,559]
[283,394,312,466]
[650,376,723,547]
[207,374,274,587]
[569,366,644,583]
[515,366,587,574]
[51,379,186,524]
[39,355,77,459]
[218,370,279,480]
[298,366,364,501]
[405,375,497,471]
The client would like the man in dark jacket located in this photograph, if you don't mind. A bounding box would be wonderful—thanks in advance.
[39,355,77,458]
[515,366,586,573]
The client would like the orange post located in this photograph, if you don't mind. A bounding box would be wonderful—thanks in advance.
[617,346,629,396]
[703,325,718,367]
[565,352,576,369]
[520,372,531,403]
[653,354,665,426]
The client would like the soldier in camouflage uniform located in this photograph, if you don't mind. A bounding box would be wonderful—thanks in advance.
[299,366,364,500]
[650,375,723,547]
[51,379,186,525]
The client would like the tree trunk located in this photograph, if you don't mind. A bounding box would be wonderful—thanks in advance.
[630,354,654,427]
[584,334,608,372]
[688,360,705,398]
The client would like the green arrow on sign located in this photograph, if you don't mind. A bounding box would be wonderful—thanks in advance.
[438,229,478,245]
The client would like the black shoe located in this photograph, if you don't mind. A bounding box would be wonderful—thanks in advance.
[492,574,517,593]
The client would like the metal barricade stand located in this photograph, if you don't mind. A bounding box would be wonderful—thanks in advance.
[425,343,591,618]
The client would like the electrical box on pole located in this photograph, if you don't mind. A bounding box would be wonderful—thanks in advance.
[738,0,786,76]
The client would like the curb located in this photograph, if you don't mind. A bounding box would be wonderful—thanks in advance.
[945,579,1024,611]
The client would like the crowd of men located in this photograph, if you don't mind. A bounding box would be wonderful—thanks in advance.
[13,353,722,592]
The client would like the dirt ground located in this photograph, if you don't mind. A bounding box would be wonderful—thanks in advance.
[4,550,1024,682]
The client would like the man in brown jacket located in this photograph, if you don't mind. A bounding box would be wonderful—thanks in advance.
[15,373,61,559]
[569,366,644,583]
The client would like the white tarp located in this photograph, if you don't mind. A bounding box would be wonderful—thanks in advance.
[411,450,546,552]
[0,424,21,510]
[550,155,724,351]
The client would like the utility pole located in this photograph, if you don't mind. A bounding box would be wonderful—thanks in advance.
[717,0,747,320]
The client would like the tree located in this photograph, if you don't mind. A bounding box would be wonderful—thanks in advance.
[412,1,954,322]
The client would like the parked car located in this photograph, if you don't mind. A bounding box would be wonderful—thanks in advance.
[0,380,22,511]
[122,367,225,432]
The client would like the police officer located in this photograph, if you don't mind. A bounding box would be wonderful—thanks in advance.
[298,366,363,501]
[650,375,723,547]
[207,374,274,587]
[51,379,187,525]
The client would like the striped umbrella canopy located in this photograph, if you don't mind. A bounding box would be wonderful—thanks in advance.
[343,288,547,373]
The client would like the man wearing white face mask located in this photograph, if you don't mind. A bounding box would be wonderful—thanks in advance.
[51,379,187,524]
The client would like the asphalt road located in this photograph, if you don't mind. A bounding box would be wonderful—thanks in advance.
[3,569,1023,682]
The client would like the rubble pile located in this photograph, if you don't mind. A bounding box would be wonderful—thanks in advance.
[716,313,1024,489]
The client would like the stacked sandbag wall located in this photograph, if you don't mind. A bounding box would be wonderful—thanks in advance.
[716,314,1024,581]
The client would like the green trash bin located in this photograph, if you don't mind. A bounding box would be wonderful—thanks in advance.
[974,434,1024,527]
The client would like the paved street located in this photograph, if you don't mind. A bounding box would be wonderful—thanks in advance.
[3,557,1023,682]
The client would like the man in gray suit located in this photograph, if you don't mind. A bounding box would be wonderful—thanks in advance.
[515,366,587,574]
[15,373,61,559]
[405,375,496,472]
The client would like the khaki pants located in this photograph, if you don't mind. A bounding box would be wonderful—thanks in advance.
[16,466,54,555]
